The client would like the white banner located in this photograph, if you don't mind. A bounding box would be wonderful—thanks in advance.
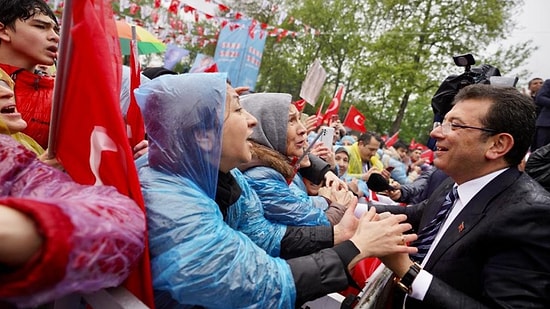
[300,58,327,106]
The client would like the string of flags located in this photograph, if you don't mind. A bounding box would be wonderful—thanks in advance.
[47,0,322,47]
[118,0,320,47]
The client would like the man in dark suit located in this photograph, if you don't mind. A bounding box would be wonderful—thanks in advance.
[375,84,550,308]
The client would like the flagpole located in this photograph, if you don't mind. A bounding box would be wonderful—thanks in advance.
[48,0,74,159]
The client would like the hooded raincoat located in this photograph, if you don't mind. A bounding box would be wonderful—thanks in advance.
[239,93,332,226]
[136,74,359,308]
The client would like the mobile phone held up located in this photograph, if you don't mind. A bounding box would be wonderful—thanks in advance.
[319,126,334,148]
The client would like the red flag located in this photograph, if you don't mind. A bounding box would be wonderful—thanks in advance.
[168,0,180,13]
[420,149,434,164]
[293,99,306,112]
[127,31,145,149]
[323,84,344,121]
[190,54,218,73]
[52,0,154,307]
[409,137,417,150]
[315,102,325,127]
[409,138,430,151]
[204,62,218,73]
[342,105,366,132]
[385,131,400,148]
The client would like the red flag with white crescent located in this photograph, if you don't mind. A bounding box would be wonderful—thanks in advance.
[342,105,366,132]
[315,101,325,127]
[409,137,417,150]
[51,0,155,306]
[421,149,434,164]
[126,32,145,149]
[293,99,307,112]
[385,131,400,148]
[323,84,344,121]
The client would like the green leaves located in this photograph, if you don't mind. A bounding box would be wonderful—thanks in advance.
[194,0,534,143]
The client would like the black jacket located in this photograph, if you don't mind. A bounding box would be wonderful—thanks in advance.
[525,143,550,192]
[218,171,359,307]
[399,168,449,204]
[374,169,550,308]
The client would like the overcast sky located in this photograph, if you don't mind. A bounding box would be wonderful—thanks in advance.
[506,0,550,85]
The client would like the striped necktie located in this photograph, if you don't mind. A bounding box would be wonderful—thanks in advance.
[411,186,458,262]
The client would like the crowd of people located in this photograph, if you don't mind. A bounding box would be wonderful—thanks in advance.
[1,0,550,308]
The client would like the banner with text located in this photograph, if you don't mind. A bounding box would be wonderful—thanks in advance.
[214,19,267,91]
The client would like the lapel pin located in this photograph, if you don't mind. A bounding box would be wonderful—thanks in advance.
[458,221,465,233]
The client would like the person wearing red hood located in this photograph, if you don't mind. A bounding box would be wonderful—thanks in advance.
[0,0,59,149]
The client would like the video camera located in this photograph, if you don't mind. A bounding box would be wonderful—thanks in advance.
[427,53,518,150]
[431,53,502,118]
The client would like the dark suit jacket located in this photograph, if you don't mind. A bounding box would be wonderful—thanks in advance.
[375,168,550,308]
[535,79,550,127]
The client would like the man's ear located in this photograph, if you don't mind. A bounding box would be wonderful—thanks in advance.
[485,133,514,160]
[0,22,11,43]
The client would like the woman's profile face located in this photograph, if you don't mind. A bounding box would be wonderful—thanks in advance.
[219,84,257,173]
[286,104,307,158]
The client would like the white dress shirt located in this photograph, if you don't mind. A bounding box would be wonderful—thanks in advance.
[408,168,508,301]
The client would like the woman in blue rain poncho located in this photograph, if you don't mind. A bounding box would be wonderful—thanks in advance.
[239,93,352,226]
[135,73,416,308]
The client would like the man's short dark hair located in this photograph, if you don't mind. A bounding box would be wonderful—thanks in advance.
[453,84,536,166]
[528,77,543,87]
[142,67,178,80]
[0,0,58,30]
[357,132,379,145]
[393,140,408,150]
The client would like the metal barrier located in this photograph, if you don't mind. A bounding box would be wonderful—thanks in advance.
[50,286,149,309]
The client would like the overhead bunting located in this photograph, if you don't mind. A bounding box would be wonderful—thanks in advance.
[52,0,322,48]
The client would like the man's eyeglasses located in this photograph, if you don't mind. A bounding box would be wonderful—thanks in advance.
[433,122,497,135]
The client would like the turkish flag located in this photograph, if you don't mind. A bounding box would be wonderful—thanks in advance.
[169,0,180,13]
[323,84,344,121]
[421,149,434,164]
[204,62,219,73]
[409,137,418,150]
[315,102,325,127]
[342,105,366,132]
[385,131,400,148]
[51,0,154,307]
[293,99,306,112]
[409,137,430,151]
[126,35,145,149]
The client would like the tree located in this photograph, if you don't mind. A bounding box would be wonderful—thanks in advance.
[355,0,532,141]
[111,0,534,143]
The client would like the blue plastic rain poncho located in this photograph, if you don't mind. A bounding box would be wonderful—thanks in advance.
[240,93,331,226]
[291,174,329,211]
[135,73,295,308]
